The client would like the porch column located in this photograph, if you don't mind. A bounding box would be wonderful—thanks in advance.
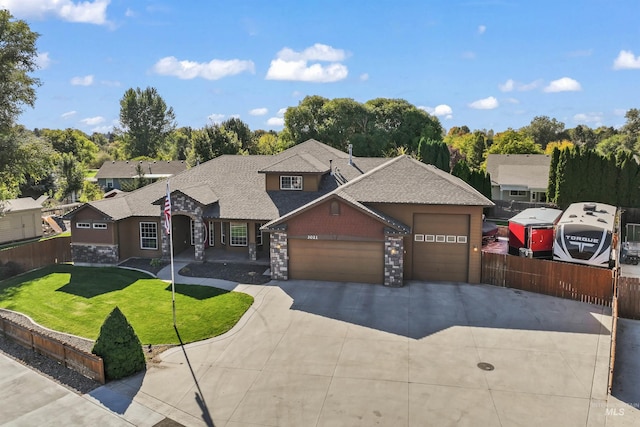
[161,214,170,260]
[248,243,257,261]
[270,230,288,280]
[384,233,404,287]
[194,219,204,262]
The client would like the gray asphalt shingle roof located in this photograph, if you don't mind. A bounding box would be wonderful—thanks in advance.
[67,140,492,224]
[485,154,551,190]
[2,197,44,213]
[95,160,187,179]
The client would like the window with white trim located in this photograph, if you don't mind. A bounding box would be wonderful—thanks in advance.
[280,175,303,190]
[105,178,114,189]
[140,222,158,250]
[221,222,227,245]
[76,222,90,229]
[230,222,248,246]
[209,221,215,247]
[509,190,527,196]
[92,223,107,229]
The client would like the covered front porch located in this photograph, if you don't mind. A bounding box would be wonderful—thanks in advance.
[171,245,270,265]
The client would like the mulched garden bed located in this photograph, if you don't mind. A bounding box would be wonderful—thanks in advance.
[179,262,272,285]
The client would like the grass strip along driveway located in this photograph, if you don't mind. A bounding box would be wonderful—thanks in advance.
[0,265,253,344]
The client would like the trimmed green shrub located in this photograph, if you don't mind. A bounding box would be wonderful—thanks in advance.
[92,306,146,380]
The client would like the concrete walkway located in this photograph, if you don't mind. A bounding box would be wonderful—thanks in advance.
[3,262,640,426]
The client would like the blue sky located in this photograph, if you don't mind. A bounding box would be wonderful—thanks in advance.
[2,0,640,136]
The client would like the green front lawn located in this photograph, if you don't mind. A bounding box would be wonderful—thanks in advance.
[0,265,253,345]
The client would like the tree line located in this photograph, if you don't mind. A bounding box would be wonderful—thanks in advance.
[2,9,640,208]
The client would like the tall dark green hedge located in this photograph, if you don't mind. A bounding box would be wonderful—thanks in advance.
[418,137,450,172]
[92,306,146,380]
[452,159,492,199]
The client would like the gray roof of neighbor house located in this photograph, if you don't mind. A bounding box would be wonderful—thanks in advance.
[2,197,45,213]
[485,154,551,190]
[263,155,494,231]
[95,160,187,179]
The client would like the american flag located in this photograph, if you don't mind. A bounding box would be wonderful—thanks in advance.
[164,183,171,235]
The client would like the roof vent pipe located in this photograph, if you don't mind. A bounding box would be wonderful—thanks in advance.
[330,159,334,176]
[348,144,353,166]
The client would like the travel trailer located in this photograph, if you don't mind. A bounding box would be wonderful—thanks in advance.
[553,202,617,268]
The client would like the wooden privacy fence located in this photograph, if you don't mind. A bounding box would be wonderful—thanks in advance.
[481,252,614,306]
[0,316,104,384]
[618,276,640,320]
[0,236,71,272]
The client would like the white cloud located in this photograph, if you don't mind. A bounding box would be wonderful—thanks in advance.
[499,78,541,92]
[360,73,369,81]
[420,104,453,120]
[573,112,603,126]
[152,56,255,80]
[266,43,349,83]
[61,110,76,119]
[267,117,285,126]
[469,96,499,110]
[91,124,115,133]
[478,25,486,35]
[613,50,640,70]
[70,75,94,86]
[80,116,105,126]
[544,77,582,92]
[1,0,111,25]
[208,113,225,123]
[36,52,51,69]
[249,108,268,116]
[277,108,287,116]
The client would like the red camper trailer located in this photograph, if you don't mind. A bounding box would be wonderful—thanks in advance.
[508,207,563,258]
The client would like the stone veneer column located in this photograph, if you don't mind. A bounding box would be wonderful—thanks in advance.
[384,234,404,287]
[270,231,288,280]
[161,192,205,262]
[248,243,257,261]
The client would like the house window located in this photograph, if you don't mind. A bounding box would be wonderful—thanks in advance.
[140,222,158,250]
[209,221,215,247]
[221,222,227,245]
[230,222,248,246]
[105,178,114,189]
[330,201,340,215]
[509,190,527,196]
[280,175,303,190]
[255,223,263,246]
[76,222,90,229]
[92,223,107,229]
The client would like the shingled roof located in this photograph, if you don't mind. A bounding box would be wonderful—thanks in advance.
[485,154,551,190]
[67,140,492,224]
[95,160,187,179]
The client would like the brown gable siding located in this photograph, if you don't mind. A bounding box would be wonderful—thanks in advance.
[369,203,484,283]
[287,199,385,241]
[70,208,116,245]
[118,217,162,260]
[265,173,322,192]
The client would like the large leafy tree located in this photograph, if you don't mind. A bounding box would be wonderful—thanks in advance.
[0,127,55,200]
[521,116,566,149]
[118,87,176,158]
[188,123,243,164]
[40,128,99,165]
[56,152,85,202]
[0,10,40,132]
[487,129,543,155]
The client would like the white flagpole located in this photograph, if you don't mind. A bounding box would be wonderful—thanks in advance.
[165,180,176,327]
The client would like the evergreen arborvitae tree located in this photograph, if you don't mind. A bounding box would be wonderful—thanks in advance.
[554,148,569,208]
[418,137,450,172]
[92,307,146,380]
[547,147,560,203]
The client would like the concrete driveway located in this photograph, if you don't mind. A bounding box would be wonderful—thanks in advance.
[93,279,621,427]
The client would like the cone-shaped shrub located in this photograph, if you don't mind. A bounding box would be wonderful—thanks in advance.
[92,306,146,380]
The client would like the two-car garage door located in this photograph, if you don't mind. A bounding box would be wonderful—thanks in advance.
[412,213,469,283]
[288,239,384,284]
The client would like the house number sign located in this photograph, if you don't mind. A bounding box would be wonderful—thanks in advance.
[307,235,319,240]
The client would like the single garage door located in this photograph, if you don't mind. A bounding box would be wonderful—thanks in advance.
[288,239,384,284]
[412,213,469,282]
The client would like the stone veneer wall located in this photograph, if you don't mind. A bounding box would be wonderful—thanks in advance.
[71,243,119,265]
[248,243,257,261]
[384,234,404,287]
[270,231,288,280]
[162,193,204,262]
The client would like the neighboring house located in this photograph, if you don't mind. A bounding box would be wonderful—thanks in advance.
[0,196,46,244]
[95,160,187,191]
[65,140,493,285]
[485,154,551,203]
